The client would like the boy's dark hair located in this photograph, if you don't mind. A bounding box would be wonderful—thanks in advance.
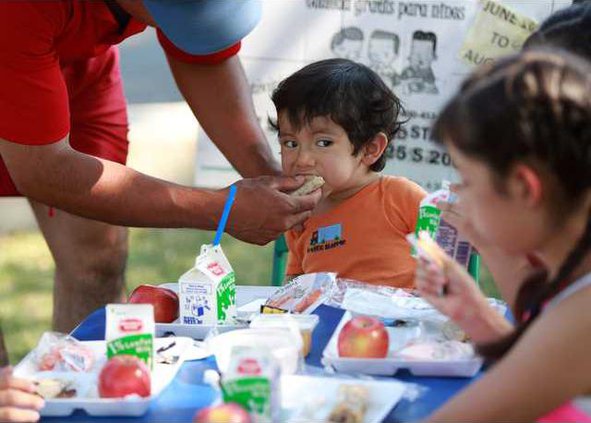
[412,30,437,55]
[370,30,400,54]
[523,3,591,60]
[269,58,403,172]
[331,27,363,50]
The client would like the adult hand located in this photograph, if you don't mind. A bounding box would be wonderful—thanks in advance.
[416,253,511,343]
[226,175,321,245]
[0,367,44,422]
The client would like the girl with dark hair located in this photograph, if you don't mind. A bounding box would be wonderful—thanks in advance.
[416,50,591,422]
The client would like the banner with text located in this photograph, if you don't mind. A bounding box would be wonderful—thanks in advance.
[195,0,572,192]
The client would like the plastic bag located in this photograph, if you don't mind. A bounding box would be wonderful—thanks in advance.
[264,272,336,314]
[25,332,95,373]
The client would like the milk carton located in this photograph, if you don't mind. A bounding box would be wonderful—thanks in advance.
[414,181,472,268]
[179,244,236,326]
[105,304,155,368]
[221,347,281,423]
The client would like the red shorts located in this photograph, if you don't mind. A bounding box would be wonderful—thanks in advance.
[0,47,129,196]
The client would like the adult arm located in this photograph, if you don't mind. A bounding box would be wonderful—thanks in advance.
[425,287,591,422]
[0,137,319,245]
[166,53,280,178]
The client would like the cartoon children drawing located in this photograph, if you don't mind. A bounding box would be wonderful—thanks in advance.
[330,26,364,61]
[400,30,439,94]
[368,30,401,89]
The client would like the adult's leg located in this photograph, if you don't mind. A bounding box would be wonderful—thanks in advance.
[0,327,7,366]
[29,201,128,332]
[36,46,131,333]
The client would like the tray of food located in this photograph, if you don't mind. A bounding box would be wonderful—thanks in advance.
[14,334,192,417]
[282,374,406,423]
[322,312,483,377]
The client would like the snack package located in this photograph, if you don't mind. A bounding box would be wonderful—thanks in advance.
[414,181,472,268]
[178,244,237,325]
[220,346,281,423]
[105,304,155,369]
[263,272,336,314]
[23,332,95,373]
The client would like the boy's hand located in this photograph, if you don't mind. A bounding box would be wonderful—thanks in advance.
[0,367,44,422]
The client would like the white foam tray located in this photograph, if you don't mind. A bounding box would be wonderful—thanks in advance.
[155,284,278,339]
[14,337,192,417]
[282,374,405,423]
[322,312,483,378]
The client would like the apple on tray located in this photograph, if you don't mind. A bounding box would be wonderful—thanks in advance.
[128,284,179,323]
[99,355,151,398]
[337,315,389,359]
[194,403,252,423]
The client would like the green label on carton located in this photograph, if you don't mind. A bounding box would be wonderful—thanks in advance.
[222,377,271,417]
[106,334,153,368]
[217,272,236,322]
[416,205,441,238]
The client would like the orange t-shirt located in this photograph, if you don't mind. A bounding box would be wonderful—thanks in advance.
[285,176,427,288]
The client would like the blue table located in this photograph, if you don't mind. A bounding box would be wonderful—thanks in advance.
[49,304,479,422]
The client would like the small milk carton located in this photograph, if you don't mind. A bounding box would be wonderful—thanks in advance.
[105,304,155,368]
[414,181,472,268]
[179,244,236,326]
[221,347,281,423]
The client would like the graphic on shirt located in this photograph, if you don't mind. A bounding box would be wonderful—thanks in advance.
[308,223,346,253]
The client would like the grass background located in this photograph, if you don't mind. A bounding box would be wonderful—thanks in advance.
[0,228,274,364]
[0,228,498,364]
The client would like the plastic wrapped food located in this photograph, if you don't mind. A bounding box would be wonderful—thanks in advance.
[264,273,336,314]
[31,332,95,373]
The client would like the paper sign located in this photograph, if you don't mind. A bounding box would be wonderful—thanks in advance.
[460,0,539,67]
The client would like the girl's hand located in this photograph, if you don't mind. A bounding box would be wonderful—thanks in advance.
[0,367,44,422]
[415,253,511,343]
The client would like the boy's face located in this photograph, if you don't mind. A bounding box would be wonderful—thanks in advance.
[277,113,367,195]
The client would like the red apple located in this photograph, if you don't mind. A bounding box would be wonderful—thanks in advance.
[128,284,179,323]
[98,355,151,398]
[193,403,252,423]
[337,316,389,358]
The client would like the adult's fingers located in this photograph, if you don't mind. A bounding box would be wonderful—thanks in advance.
[267,175,306,192]
[284,210,313,230]
[0,407,41,422]
[288,190,321,213]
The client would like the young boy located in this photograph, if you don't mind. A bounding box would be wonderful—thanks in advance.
[270,58,426,288]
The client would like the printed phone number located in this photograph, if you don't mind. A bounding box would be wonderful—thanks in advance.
[385,145,452,167]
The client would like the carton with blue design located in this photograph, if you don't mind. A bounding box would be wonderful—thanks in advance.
[178,244,236,326]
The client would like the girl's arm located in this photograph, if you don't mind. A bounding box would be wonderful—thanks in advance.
[426,287,591,422]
